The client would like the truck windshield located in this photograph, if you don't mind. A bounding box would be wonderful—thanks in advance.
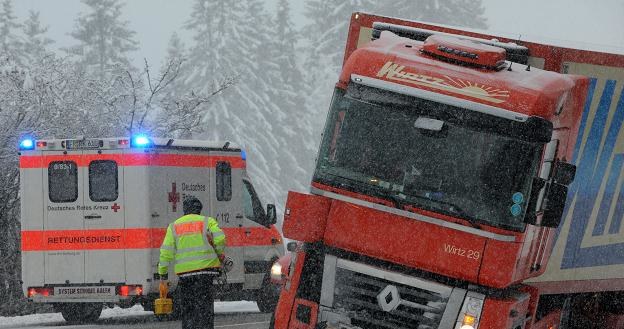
[314,87,543,231]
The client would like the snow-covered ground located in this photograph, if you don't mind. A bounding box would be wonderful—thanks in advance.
[0,301,259,328]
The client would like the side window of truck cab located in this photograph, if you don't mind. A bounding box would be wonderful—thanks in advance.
[242,180,266,223]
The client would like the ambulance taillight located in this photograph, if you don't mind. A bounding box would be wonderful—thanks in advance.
[118,285,143,296]
[27,287,53,297]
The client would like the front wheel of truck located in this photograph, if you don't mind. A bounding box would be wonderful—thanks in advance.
[57,303,102,323]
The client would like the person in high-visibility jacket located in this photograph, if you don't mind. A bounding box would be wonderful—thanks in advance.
[158,196,225,329]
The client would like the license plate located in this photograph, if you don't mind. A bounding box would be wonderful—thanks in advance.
[65,139,103,149]
[54,286,116,297]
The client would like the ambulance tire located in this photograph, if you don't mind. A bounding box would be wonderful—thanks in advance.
[256,267,280,313]
[58,303,102,323]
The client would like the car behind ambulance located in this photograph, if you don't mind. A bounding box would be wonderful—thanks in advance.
[19,136,284,322]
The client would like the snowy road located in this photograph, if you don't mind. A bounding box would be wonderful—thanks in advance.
[0,302,271,329]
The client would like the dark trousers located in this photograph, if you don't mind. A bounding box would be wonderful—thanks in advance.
[179,273,215,329]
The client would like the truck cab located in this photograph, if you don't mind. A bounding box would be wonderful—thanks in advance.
[274,13,591,329]
[19,136,284,322]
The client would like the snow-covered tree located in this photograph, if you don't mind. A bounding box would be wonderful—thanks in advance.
[22,10,54,64]
[301,0,377,135]
[182,0,291,207]
[0,0,22,62]
[164,32,186,66]
[373,0,488,29]
[66,0,138,78]
[270,0,314,192]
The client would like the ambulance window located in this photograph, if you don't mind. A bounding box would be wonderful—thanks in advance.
[216,161,232,201]
[242,181,266,222]
[89,160,118,202]
[49,161,78,203]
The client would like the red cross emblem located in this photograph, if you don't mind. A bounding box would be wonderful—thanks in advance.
[111,203,121,213]
[168,183,180,212]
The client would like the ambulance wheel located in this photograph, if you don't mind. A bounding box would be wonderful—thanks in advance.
[58,303,102,323]
[256,271,280,313]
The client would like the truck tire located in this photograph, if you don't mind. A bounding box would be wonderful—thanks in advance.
[58,303,102,323]
[256,270,281,313]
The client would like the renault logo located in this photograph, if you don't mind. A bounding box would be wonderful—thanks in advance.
[377,285,401,312]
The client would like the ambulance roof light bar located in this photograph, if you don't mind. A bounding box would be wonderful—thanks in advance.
[19,138,35,150]
[131,134,152,148]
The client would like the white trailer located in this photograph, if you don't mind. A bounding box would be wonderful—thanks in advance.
[19,136,284,322]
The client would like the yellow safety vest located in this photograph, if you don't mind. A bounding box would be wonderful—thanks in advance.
[158,214,225,275]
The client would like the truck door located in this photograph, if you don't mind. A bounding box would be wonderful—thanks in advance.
[82,150,126,283]
[43,150,85,284]
[212,160,245,283]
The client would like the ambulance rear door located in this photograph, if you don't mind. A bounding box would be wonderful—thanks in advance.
[43,150,85,284]
[210,154,245,283]
[82,150,126,284]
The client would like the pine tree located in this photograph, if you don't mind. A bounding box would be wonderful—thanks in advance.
[164,32,186,65]
[22,10,54,63]
[160,32,188,98]
[302,0,377,135]
[183,0,273,202]
[270,0,313,192]
[373,0,487,29]
[0,0,22,63]
[67,0,138,78]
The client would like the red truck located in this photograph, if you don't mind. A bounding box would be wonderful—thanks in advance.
[272,12,624,329]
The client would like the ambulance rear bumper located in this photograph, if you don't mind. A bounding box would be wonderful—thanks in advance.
[28,295,136,303]
[25,284,144,303]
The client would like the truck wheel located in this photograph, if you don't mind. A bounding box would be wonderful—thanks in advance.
[58,303,102,323]
[256,272,281,313]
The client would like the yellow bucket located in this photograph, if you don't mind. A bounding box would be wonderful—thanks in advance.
[154,281,173,315]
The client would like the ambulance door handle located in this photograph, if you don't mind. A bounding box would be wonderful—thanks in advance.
[84,215,101,219]
[151,212,160,218]
[235,214,243,219]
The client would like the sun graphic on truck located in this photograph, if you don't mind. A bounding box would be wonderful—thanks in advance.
[376,61,510,103]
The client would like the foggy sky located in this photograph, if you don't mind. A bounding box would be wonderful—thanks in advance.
[11,0,624,68]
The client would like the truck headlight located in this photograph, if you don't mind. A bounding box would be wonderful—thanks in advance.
[457,292,485,329]
[270,262,283,281]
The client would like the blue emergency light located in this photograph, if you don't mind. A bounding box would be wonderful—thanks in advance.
[19,138,35,150]
[241,149,247,161]
[131,134,152,148]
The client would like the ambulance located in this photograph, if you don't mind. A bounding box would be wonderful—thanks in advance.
[18,135,284,322]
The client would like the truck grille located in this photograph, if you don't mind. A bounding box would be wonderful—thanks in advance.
[320,256,458,329]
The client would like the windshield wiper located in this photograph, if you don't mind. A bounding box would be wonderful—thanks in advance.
[400,193,482,229]
[434,200,482,229]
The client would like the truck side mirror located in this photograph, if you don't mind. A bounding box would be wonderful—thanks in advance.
[541,183,568,228]
[553,161,576,186]
[266,204,277,226]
